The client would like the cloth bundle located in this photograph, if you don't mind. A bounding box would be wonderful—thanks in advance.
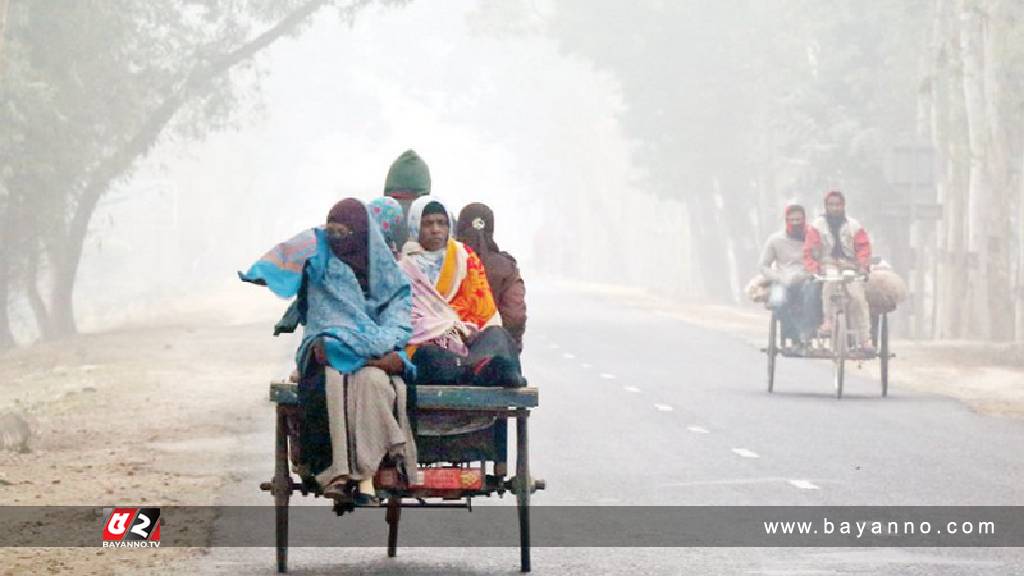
[745,273,771,303]
[865,264,907,314]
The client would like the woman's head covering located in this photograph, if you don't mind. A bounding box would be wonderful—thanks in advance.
[456,202,500,257]
[326,198,370,293]
[407,195,453,244]
[368,196,403,247]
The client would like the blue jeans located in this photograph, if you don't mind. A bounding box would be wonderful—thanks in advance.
[770,280,821,342]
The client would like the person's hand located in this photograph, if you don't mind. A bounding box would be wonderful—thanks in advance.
[459,322,479,343]
[368,352,405,375]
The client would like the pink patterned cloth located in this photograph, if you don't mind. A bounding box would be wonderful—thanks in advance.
[399,257,472,356]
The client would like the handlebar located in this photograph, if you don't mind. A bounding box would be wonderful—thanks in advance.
[812,270,867,283]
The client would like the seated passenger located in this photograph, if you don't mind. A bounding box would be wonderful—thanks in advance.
[368,196,404,259]
[456,203,527,351]
[399,197,525,387]
[383,149,431,248]
[240,198,418,503]
[758,203,818,349]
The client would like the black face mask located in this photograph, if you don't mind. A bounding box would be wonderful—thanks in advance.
[326,229,369,294]
[327,233,358,259]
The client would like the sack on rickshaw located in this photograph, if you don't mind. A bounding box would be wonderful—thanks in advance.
[865,266,907,314]
[745,273,771,303]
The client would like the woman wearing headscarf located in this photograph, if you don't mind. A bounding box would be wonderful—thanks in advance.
[368,196,404,259]
[240,198,419,503]
[399,197,524,387]
[456,202,527,351]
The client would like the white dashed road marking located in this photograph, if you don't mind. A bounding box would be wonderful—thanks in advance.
[580,363,592,369]
[600,373,616,380]
[548,343,560,350]
[654,404,674,412]
[623,386,642,393]
[731,448,760,459]
[562,352,576,359]
[789,479,820,490]
[686,426,710,434]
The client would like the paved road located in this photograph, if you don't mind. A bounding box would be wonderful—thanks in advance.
[192,283,1024,574]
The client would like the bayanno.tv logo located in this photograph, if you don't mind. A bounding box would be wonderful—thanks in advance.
[101,507,161,548]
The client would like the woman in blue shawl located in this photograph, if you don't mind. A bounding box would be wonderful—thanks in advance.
[241,198,418,503]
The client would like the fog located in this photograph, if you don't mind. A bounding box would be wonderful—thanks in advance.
[1,0,1022,343]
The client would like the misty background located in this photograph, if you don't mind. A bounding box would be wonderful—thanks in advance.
[1,0,1022,347]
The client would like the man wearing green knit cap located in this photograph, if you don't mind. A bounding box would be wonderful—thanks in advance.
[383,150,431,248]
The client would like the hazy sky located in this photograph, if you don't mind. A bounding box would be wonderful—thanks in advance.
[67,0,647,330]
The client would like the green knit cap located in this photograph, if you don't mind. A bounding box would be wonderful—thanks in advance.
[383,150,431,197]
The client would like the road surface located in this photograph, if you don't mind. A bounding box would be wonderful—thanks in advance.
[191,283,1024,575]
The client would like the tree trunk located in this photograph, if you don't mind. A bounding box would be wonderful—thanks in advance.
[0,186,17,349]
[24,247,55,338]
[0,273,13,349]
[691,182,733,301]
[1017,145,1024,340]
[0,0,9,78]
[930,0,949,338]
[44,0,347,336]
[980,0,1014,341]
[958,0,994,339]
[933,0,970,336]
[0,244,13,349]
[24,247,56,336]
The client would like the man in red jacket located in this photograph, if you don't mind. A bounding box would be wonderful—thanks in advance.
[803,190,874,353]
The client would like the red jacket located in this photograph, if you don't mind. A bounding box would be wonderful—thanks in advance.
[803,216,871,274]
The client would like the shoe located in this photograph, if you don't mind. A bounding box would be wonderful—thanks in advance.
[468,356,526,388]
[322,478,352,501]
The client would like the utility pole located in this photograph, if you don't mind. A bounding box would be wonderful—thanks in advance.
[883,144,940,339]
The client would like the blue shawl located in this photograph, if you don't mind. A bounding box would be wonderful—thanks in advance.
[240,214,414,375]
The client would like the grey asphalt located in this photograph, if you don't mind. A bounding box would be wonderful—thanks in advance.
[189,283,1024,575]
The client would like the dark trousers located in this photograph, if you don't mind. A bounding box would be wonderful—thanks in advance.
[413,326,523,386]
[772,280,822,342]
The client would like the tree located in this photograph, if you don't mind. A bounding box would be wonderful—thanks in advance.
[544,0,928,300]
[0,0,378,341]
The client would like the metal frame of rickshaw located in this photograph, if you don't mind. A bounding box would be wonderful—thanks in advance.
[261,381,543,573]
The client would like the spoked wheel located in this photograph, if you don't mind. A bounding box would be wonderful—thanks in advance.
[832,312,846,399]
[515,408,531,573]
[880,313,890,397]
[767,310,778,393]
[273,407,291,573]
